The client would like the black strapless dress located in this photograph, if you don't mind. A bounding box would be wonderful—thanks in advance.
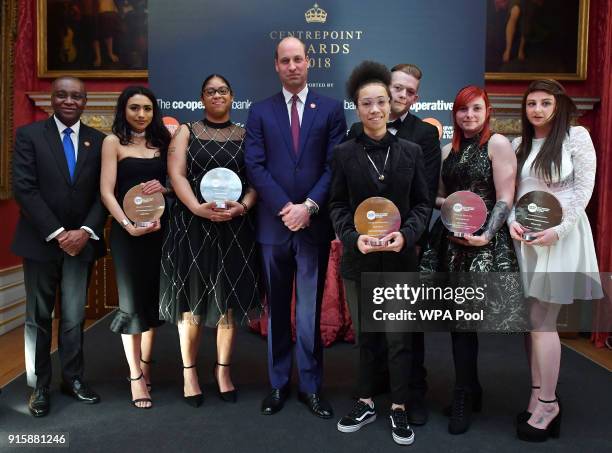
[109,156,166,334]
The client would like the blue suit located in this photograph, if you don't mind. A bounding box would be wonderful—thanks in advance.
[245,90,346,392]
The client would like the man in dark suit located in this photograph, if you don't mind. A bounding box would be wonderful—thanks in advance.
[12,76,107,417]
[347,64,441,425]
[245,37,346,418]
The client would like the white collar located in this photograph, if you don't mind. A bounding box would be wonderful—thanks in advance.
[53,115,81,136]
[282,85,308,105]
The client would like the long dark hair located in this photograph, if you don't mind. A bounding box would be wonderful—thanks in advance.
[516,79,577,184]
[112,86,171,156]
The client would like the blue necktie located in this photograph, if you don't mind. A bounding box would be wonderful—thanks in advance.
[62,128,76,182]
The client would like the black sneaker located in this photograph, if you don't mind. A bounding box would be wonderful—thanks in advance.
[337,400,377,433]
[389,408,415,445]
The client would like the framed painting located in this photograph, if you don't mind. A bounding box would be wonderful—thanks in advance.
[1,0,18,198]
[485,0,589,80]
[37,0,148,78]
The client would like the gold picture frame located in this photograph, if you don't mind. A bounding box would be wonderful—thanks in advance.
[485,0,589,81]
[0,0,18,199]
[37,0,148,78]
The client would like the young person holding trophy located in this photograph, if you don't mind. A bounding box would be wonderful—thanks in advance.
[508,79,601,442]
[159,74,258,407]
[419,85,522,434]
[329,61,430,446]
[100,86,171,408]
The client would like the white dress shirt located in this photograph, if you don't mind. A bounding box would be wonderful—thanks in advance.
[282,85,308,126]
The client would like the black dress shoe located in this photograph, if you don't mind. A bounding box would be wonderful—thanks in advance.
[261,387,289,415]
[29,387,50,417]
[60,378,100,404]
[298,392,333,419]
[406,397,429,426]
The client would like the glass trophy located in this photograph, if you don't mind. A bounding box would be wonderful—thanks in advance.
[515,190,563,241]
[123,185,165,227]
[199,168,243,209]
[354,197,401,246]
[441,190,487,237]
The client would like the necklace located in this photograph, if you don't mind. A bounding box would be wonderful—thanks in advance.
[365,146,390,181]
[131,130,146,138]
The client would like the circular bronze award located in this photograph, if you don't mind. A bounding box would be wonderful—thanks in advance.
[441,191,487,237]
[515,190,563,241]
[199,167,242,209]
[354,197,401,246]
[123,185,165,227]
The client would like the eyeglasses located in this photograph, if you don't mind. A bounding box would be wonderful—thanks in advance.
[53,91,86,101]
[202,87,231,97]
[358,97,390,110]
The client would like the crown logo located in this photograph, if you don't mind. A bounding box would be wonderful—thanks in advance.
[305,3,327,23]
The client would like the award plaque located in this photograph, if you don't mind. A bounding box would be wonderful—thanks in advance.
[123,185,165,227]
[515,191,563,241]
[199,168,242,209]
[354,197,401,246]
[441,191,487,237]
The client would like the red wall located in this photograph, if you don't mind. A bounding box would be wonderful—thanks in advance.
[1,0,610,270]
[1,0,146,268]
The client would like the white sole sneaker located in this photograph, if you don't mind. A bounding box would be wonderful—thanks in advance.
[337,414,377,433]
[392,430,415,445]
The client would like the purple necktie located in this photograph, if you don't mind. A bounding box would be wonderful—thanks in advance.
[290,94,300,154]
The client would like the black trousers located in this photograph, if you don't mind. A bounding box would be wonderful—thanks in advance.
[23,256,93,388]
[451,332,481,391]
[344,279,412,404]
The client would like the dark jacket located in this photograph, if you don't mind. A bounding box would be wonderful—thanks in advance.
[347,112,441,246]
[11,116,107,261]
[329,134,431,281]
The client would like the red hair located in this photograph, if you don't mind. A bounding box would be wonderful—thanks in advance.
[451,85,492,152]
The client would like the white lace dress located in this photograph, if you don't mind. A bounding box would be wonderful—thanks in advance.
[509,126,602,304]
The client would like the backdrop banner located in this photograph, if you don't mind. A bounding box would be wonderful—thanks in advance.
[149,0,486,142]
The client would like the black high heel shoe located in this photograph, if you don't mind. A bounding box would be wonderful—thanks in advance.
[183,364,203,408]
[140,357,154,392]
[127,372,152,409]
[517,387,560,425]
[517,397,562,442]
[213,362,237,403]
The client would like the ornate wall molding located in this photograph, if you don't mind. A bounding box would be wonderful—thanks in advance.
[0,0,18,199]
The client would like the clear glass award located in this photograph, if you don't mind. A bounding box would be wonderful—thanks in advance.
[354,197,401,246]
[441,190,487,237]
[199,168,242,209]
[515,190,563,241]
[123,185,165,227]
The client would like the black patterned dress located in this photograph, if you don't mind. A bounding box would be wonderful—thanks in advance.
[159,119,259,327]
[420,136,525,331]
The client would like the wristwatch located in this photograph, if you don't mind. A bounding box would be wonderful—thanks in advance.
[304,199,319,216]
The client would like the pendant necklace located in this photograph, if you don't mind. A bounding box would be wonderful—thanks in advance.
[365,146,390,181]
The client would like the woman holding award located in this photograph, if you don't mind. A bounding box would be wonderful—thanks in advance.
[508,79,600,442]
[420,85,522,434]
[159,74,258,407]
[329,61,430,446]
[101,86,171,408]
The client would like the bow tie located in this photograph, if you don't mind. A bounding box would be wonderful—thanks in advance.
[387,119,402,129]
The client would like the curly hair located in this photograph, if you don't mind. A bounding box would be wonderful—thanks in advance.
[346,61,391,103]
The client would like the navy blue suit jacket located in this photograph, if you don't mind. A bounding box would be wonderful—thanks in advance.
[245,90,346,245]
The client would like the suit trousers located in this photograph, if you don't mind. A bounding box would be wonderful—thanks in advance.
[344,279,412,404]
[260,235,330,393]
[23,255,93,388]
